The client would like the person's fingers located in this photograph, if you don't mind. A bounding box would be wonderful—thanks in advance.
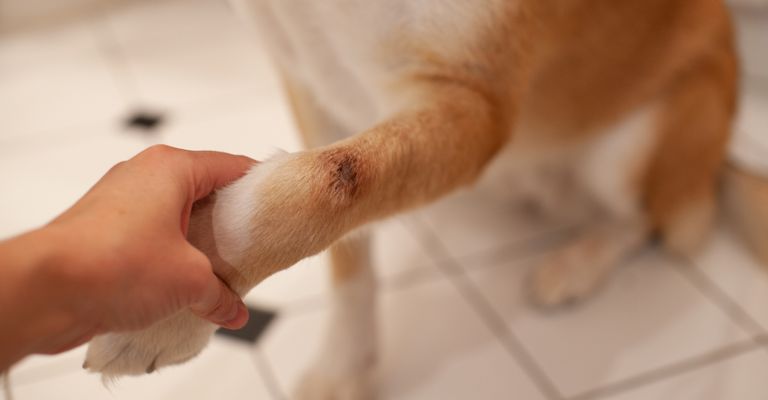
[126,145,255,202]
[186,150,257,201]
[187,266,249,330]
[178,149,254,328]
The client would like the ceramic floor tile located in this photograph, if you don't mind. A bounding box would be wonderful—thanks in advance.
[259,278,546,400]
[245,219,440,310]
[467,248,752,398]
[10,346,90,388]
[244,253,330,311]
[0,132,147,239]
[415,188,565,266]
[0,19,126,144]
[151,92,302,158]
[693,229,768,331]
[8,338,273,400]
[600,347,768,400]
[105,0,279,109]
[371,220,442,286]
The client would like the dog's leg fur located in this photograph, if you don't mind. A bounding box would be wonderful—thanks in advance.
[296,233,378,400]
[644,40,737,255]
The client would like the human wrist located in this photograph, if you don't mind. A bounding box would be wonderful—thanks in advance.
[0,227,95,367]
[29,224,104,346]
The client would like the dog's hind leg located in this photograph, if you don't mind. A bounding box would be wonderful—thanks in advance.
[531,39,738,308]
[529,101,662,307]
[643,43,737,256]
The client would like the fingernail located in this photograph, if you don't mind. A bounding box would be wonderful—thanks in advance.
[223,303,249,329]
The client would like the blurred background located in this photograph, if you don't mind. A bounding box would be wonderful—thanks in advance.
[1,0,767,399]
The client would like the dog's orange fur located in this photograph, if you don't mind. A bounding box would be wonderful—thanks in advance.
[252,0,741,276]
[191,0,745,308]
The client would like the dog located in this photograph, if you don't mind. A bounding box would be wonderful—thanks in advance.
[84,0,768,398]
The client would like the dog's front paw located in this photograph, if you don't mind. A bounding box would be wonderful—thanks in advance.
[83,310,217,378]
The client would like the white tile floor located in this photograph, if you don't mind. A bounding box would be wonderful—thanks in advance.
[1,1,767,399]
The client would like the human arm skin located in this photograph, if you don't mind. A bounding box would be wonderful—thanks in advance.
[0,145,255,371]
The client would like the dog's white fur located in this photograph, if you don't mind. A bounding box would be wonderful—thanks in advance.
[213,153,289,268]
[232,0,512,133]
[295,234,377,400]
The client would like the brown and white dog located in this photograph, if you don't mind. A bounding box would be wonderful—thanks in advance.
[84,0,768,398]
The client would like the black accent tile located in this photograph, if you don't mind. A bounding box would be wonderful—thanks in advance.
[216,306,277,344]
[124,110,166,132]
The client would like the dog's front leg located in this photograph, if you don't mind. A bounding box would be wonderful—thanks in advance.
[84,80,512,380]
[218,83,511,277]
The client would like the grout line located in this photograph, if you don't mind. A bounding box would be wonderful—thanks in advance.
[0,85,273,155]
[88,0,282,116]
[0,0,281,154]
[753,335,768,358]
[455,226,574,272]
[0,119,124,153]
[403,217,565,400]
[251,348,287,400]
[383,264,444,289]
[398,214,574,274]
[671,255,766,336]
[568,338,765,400]
[88,7,142,110]
[256,262,447,318]
[260,264,449,322]
[255,217,478,317]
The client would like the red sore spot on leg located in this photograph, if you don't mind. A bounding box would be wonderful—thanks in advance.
[319,149,364,205]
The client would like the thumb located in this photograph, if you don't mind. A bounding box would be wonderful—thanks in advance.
[189,272,249,330]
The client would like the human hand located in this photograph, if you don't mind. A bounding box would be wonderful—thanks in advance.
[33,145,255,354]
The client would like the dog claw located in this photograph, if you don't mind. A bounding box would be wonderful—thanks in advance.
[145,358,157,374]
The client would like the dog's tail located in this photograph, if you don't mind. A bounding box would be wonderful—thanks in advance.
[723,163,768,264]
